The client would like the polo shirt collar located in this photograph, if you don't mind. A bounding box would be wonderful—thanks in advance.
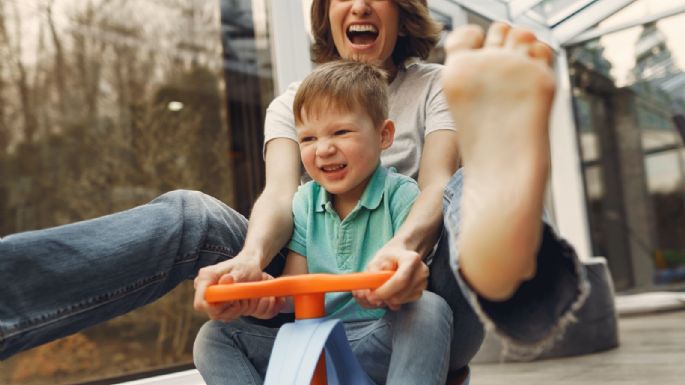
[315,186,331,213]
[314,164,387,212]
[359,164,387,210]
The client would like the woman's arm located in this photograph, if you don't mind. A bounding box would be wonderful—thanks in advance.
[193,138,301,321]
[366,130,460,308]
[242,139,302,269]
[401,129,460,256]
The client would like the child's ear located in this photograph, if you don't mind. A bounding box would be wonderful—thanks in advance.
[379,119,395,150]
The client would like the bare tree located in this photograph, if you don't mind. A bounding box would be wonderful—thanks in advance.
[8,2,38,142]
[45,0,67,114]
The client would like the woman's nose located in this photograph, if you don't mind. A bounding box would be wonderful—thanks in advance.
[351,0,371,16]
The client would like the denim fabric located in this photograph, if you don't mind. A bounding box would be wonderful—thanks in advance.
[193,291,452,385]
[440,169,589,360]
[0,190,253,360]
[425,172,486,370]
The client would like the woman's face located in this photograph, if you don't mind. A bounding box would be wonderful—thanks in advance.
[328,0,400,72]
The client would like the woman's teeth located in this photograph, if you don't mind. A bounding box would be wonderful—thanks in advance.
[348,24,377,34]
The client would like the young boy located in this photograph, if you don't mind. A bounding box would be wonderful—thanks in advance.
[194,60,453,385]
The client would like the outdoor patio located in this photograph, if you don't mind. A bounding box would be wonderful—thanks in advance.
[471,308,685,385]
[116,301,685,385]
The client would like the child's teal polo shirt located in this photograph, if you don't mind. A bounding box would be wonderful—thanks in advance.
[287,165,419,321]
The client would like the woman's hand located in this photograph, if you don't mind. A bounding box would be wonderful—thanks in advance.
[193,138,301,321]
[193,254,265,322]
[356,242,429,311]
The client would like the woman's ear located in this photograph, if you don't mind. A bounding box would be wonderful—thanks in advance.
[379,119,395,150]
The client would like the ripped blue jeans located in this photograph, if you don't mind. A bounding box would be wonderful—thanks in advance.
[0,170,587,365]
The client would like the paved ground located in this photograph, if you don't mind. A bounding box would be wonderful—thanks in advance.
[470,310,685,385]
[116,308,685,385]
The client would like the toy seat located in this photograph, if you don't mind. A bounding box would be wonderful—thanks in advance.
[205,272,470,385]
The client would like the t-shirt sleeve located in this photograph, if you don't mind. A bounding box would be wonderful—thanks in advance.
[389,177,420,232]
[287,186,309,257]
[263,82,300,159]
[424,69,457,136]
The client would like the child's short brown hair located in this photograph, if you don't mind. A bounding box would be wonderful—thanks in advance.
[293,60,388,128]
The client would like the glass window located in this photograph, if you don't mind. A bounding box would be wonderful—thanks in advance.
[567,0,685,289]
[0,0,273,383]
[426,7,493,64]
[532,0,597,23]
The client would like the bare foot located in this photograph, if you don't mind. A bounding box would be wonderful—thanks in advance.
[442,22,556,301]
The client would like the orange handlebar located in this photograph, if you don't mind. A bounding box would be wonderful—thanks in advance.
[205,271,393,303]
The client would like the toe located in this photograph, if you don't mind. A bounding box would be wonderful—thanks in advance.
[444,24,485,53]
[505,27,537,55]
[484,21,511,47]
[531,41,555,67]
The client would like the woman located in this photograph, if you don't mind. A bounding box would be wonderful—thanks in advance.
[1,0,586,371]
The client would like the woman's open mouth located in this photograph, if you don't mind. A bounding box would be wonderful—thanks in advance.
[346,24,379,47]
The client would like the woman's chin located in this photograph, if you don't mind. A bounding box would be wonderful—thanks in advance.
[342,45,380,63]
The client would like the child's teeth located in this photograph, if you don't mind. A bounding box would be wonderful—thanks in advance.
[323,165,344,171]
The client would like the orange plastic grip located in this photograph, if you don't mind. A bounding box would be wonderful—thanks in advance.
[204,271,394,303]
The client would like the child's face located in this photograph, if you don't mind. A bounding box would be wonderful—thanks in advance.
[297,105,394,201]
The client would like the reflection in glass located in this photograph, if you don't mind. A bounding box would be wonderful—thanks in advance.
[219,0,274,215]
[568,5,685,289]
[0,0,273,383]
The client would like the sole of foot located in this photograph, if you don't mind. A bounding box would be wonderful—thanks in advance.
[442,23,556,301]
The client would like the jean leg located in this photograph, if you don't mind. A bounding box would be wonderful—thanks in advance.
[384,291,453,385]
[194,319,277,385]
[344,293,452,385]
[0,190,248,360]
[343,320,391,385]
[427,171,485,370]
[442,169,589,359]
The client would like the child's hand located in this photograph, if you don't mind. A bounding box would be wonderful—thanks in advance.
[249,296,286,319]
[247,272,286,319]
[365,244,428,310]
[352,289,385,309]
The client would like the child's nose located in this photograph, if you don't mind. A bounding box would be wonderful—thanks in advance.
[316,140,336,157]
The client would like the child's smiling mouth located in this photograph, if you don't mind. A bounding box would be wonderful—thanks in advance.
[321,164,347,173]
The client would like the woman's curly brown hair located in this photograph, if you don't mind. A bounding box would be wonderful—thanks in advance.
[310,0,442,65]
